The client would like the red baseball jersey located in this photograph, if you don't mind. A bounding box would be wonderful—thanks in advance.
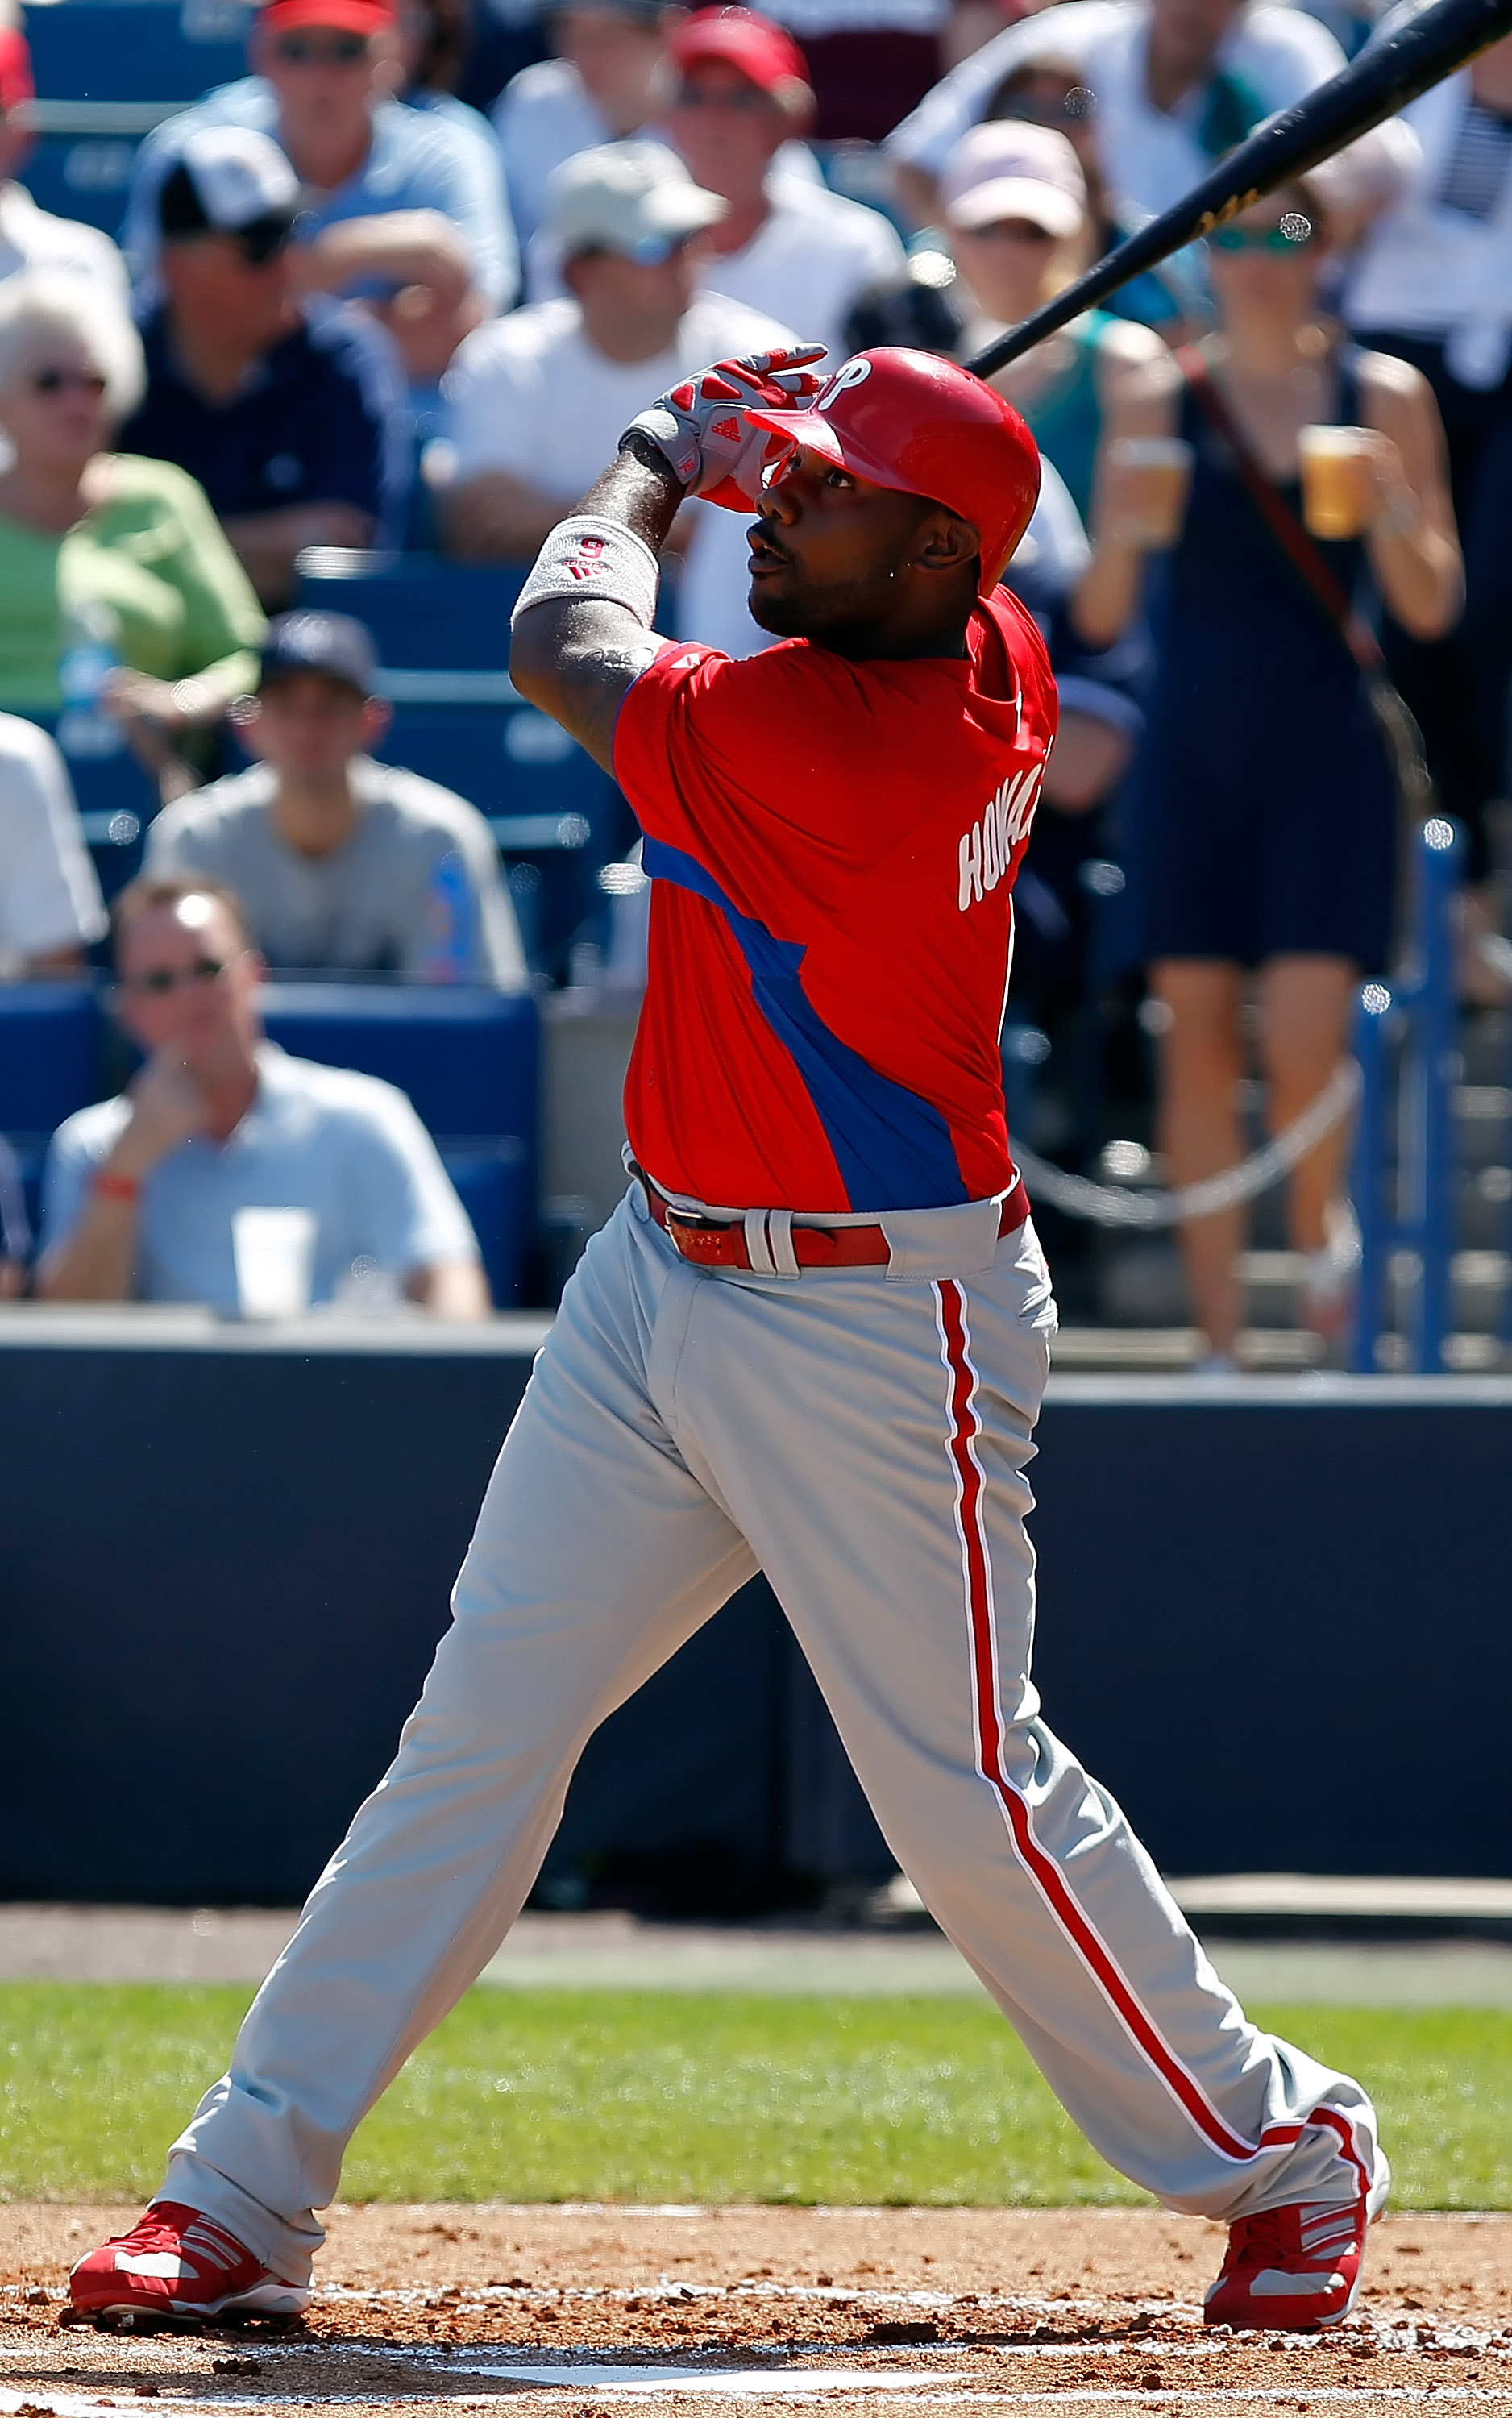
[612,586,1057,1214]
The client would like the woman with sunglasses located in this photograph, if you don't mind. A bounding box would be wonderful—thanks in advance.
[939,117,1165,526]
[1075,182,1462,1366]
[0,272,264,795]
[984,58,1205,340]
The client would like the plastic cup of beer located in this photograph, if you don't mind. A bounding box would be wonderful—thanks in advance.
[1298,426,1374,540]
[233,1207,317,1320]
[1106,436,1194,547]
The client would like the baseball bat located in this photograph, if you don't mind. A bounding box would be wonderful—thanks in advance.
[966,0,1512,379]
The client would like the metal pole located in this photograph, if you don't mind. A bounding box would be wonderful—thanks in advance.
[1402,816,1462,1371]
[1348,981,1393,1374]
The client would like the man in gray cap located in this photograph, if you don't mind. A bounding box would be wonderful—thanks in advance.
[119,125,409,609]
[145,610,527,987]
[438,138,793,659]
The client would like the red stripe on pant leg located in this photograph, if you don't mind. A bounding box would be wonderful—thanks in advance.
[934,1278,1271,2168]
[1309,2104,1372,2212]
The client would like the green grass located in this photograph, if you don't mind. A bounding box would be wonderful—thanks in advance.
[0,1987,1506,2208]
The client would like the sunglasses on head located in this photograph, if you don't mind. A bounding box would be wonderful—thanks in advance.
[273,30,370,63]
[120,955,231,998]
[31,364,107,397]
[1209,211,1314,253]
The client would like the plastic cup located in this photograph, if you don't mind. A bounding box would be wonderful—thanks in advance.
[1106,437,1194,546]
[1298,425,1374,540]
[233,1207,318,1320]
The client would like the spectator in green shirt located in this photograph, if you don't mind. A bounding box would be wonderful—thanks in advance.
[0,271,264,791]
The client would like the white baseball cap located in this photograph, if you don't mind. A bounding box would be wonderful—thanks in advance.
[546,139,725,262]
[166,124,301,237]
[941,120,1086,239]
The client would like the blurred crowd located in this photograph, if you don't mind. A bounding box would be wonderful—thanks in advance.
[0,0,1509,1352]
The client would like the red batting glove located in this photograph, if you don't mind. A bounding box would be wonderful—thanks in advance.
[624,344,828,513]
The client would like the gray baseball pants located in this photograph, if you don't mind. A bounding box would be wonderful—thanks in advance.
[164,1186,1385,2283]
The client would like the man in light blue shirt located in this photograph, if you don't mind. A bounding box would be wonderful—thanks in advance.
[124,0,517,392]
[37,870,489,1315]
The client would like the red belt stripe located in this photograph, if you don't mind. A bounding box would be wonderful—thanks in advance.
[933,1274,1355,2176]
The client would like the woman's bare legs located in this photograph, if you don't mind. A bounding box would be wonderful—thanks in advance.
[1153,958,1246,1357]
[1260,954,1359,1336]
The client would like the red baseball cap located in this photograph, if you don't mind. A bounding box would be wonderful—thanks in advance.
[0,27,34,118]
[260,0,397,36]
[744,347,1041,594]
[671,7,808,95]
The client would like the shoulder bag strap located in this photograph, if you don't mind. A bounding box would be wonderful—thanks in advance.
[1173,342,1434,812]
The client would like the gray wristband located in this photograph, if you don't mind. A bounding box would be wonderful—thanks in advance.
[510,516,660,630]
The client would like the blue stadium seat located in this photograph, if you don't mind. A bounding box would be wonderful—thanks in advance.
[21,131,142,235]
[257,983,540,1303]
[438,1138,533,1307]
[0,983,104,1139]
[295,550,521,671]
[23,0,251,106]
[15,712,158,903]
[21,0,251,231]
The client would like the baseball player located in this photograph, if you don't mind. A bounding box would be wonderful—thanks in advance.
[72,345,1384,2335]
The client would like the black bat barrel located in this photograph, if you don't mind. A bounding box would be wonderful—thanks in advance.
[968,0,1512,379]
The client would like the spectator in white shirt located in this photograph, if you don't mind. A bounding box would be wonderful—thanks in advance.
[147,611,528,987]
[666,6,904,359]
[0,713,107,978]
[0,22,130,310]
[885,0,1345,233]
[494,0,683,247]
[435,139,795,659]
[38,870,490,1314]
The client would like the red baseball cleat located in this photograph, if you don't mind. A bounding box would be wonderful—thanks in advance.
[1203,2198,1367,2330]
[69,2202,309,2327]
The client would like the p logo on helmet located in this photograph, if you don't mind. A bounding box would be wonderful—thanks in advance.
[743,347,1042,595]
[816,358,874,412]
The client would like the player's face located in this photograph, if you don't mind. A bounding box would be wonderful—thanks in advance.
[747,448,947,642]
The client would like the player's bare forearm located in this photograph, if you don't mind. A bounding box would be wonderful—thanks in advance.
[509,436,683,775]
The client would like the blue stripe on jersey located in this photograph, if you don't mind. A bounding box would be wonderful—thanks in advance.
[642,834,968,1211]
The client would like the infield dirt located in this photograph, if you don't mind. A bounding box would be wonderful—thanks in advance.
[0,2204,1507,2415]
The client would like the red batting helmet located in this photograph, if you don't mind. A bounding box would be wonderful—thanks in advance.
[742,347,1041,594]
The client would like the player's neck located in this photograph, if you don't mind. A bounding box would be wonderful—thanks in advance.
[818,607,973,663]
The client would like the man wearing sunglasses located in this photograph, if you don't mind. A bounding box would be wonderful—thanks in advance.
[438,137,792,659]
[665,8,903,366]
[35,870,489,1315]
[118,126,409,609]
[123,0,517,392]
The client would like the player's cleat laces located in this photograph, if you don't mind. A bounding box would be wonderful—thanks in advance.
[1203,2198,1367,2330]
[69,2201,310,2326]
